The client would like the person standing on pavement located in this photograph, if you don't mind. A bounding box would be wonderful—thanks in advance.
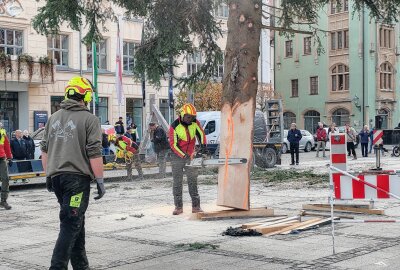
[114,116,125,136]
[359,125,370,157]
[169,103,206,215]
[149,122,169,178]
[40,76,105,269]
[124,126,133,140]
[10,130,27,161]
[109,134,144,181]
[23,130,35,160]
[315,122,327,158]
[369,127,374,154]
[129,123,138,142]
[345,123,357,159]
[287,123,302,165]
[0,122,13,210]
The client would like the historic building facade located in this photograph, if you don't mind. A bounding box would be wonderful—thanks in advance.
[274,0,400,133]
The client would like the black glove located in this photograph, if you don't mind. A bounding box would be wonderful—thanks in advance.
[46,177,54,192]
[7,159,12,167]
[94,178,106,200]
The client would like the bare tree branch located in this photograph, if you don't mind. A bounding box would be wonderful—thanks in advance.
[261,25,313,35]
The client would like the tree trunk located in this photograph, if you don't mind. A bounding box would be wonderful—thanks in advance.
[217,1,262,210]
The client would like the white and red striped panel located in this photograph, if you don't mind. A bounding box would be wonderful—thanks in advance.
[333,174,400,200]
[330,134,347,171]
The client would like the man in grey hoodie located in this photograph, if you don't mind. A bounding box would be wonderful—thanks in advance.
[40,76,105,270]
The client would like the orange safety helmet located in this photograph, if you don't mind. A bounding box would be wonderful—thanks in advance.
[64,76,94,103]
[108,134,117,143]
[180,103,197,118]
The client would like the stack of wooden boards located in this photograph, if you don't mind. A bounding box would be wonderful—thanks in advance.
[241,216,338,236]
[302,203,384,215]
[193,207,275,221]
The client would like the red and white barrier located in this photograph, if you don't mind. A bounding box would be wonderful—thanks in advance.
[330,134,347,171]
[373,130,383,145]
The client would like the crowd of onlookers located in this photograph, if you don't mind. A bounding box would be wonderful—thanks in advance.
[9,130,35,162]
[288,121,388,165]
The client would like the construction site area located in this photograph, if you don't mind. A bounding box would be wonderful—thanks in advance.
[2,149,400,270]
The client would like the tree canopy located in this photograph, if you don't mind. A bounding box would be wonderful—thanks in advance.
[33,0,400,87]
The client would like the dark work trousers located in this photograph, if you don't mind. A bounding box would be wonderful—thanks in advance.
[156,149,168,177]
[347,142,356,157]
[171,154,200,208]
[50,174,91,270]
[0,158,10,201]
[290,142,300,164]
[361,143,368,157]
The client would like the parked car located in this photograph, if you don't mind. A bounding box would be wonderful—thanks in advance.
[32,125,116,159]
[282,129,315,154]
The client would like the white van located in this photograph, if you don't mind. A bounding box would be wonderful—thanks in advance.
[197,111,221,144]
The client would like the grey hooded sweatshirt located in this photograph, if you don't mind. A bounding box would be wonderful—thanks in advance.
[40,99,102,179]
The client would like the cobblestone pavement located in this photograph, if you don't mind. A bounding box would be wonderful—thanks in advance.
[1,149,400,269]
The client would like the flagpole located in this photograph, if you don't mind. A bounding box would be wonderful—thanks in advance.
[92,42,96,116]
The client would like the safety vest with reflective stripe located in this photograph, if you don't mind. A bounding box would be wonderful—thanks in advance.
[168,118,206,158]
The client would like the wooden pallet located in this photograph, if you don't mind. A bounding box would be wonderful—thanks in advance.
[193,207,275,221]
[302,204,385,215]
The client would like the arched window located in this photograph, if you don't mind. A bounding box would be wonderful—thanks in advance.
[331,64,349,91]
[304,110,320,133]
[283,112,296,129]
[378,109,389,129]
[380,62,393,91]
[332,108,350,126]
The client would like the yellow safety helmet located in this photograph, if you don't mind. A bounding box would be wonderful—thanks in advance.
[180,103,197,118]
[64,76,94,103]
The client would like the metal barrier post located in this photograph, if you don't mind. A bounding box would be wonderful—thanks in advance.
[329,168,336,254]
[374,145,382,170]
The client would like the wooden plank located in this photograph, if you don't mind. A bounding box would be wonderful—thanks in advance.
[195,207,274,220]
[280,217,339,235]
[309,203,371,209]
[302,204,384,215]
[255,222,300,234]
[300,210,354,220]
[264,218,322,236]
[249,216,300,229]
[242,216,288,229]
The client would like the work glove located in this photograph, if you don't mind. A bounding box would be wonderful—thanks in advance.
[94,178,106,200]
[7,159,12,167]
[46,177,54,192]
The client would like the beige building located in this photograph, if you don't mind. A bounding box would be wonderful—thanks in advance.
[0,1,271,137]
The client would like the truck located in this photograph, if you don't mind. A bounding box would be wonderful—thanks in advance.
[197,99,284,168]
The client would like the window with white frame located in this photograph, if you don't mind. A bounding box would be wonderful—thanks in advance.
[330,0,348,14]
[0,28,23,55]
[285,40,293,57]
[379,27,394,49]
[331,64,349,91]
[47,35,69,67]
[330,30,349,51]
[214,54,224,79]
[187,50,202,76]
[304,37,312,55]
[310,76,318,95]
[123,41,137,73]
[87,40,107,70]
[380,62,393,91]
[215,3,229,18]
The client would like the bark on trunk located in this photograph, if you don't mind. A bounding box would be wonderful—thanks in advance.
[217,0,262,210]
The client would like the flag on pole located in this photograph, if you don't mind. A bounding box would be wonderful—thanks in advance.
[141,21,146,107]
[168,57,174,109]
[92,42,98,116]
[115,16,124,106]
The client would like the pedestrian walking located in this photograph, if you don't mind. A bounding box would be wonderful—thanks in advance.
[149,122,169,178]
[315,122,327,158]
[287,123,302,165]
[169,103,206,215]
[359,125,370,157]
[40,76,105,269]
[10,130,27,161]
[124,126,133,140]
[369,127,374,154]
[0,122,12,210]
[109,134,144,181]
[129,123,138,142]
[114,116,125,135]
[23,130,35,160]
[345,123,357,159]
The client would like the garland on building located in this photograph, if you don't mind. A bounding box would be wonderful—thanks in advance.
[0,53,12,81]
[17,54,34,82]
[39,56,54,83]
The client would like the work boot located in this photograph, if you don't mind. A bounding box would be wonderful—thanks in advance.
[192,207,203,213]
[0,200,11,210]
[172,207,183,215]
